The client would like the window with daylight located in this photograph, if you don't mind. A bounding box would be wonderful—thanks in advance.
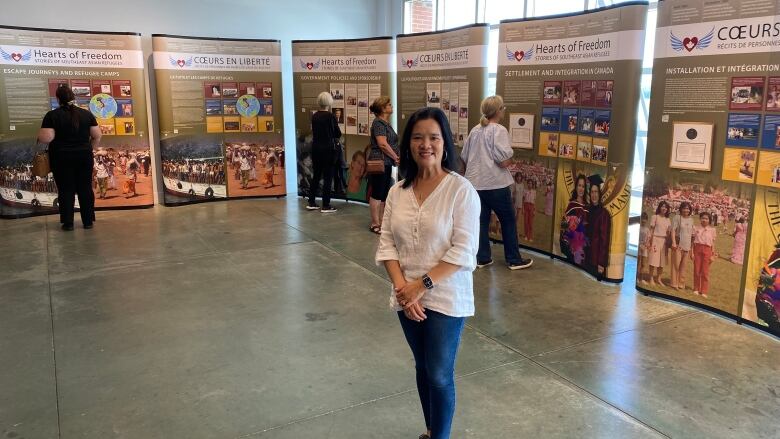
[403,0,661,254]
[404,0,436,34]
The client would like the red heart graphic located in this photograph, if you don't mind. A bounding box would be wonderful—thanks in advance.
[406,59,413,68]
[682,37,698,52]
[177,59,185,67]
[514,51,524,61]
[306,62,313,70]
[11,53,21,62]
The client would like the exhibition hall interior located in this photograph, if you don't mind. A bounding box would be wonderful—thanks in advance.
[2,0,780,438]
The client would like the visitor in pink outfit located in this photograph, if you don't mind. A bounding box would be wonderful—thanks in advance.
[646,200,671,287]
[691,211,717,298]
[544,181,554,216]
[522,179,536,241]
[730,216,747,265]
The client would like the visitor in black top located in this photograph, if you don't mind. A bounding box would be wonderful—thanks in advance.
[307,91,342,213]
[38,84,101,230]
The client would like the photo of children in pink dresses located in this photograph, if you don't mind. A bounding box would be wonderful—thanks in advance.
[692,211,717,298]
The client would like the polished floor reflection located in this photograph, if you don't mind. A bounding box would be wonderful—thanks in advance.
[1,199,778,439]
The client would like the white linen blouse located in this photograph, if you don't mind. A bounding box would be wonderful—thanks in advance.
[375,172,480,317]
[461,123,514,190]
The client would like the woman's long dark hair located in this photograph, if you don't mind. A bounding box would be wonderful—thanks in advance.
[55,84,80,129]
[656,200,670,217]
[399,107,456,189]
[570,174,587,202]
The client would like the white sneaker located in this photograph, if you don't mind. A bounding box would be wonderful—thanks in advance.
[508,257,533,270]
[476,259,494,268]
[305,204,319,210]
[321,206,337,213]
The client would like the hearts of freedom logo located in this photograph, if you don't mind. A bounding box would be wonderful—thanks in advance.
[168,56,193,68]
[401,56,419,69]
[505,46,534,62]
[299,59,321,70]
[0,47,32,63]
[670,27,714,52]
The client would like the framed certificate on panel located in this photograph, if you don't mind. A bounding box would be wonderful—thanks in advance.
[669,121,714,172]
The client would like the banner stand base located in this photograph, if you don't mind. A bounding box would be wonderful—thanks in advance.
[488,238,624,284]
[1,203,154,220]
[164,193,287,208]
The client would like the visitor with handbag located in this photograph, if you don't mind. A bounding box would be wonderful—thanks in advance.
[307,91,341,213]
[368,96,399,234]
[37,84,101,231]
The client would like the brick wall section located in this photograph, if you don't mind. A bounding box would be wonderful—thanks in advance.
[410,0,434,33]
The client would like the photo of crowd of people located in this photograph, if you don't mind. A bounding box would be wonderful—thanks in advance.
[0,165,58,195]
[591,143,608,164]
[638,178,751,311]
[160,136,227,203]
[161,158,225,186]
[224,141,285,196]
[490,159,555,251]
[0,144,153,211]
[91,148,152,202]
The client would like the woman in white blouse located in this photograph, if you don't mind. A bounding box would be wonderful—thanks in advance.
[376,107,480,439]
[461,95,533,269]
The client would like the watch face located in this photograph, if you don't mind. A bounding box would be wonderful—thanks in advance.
[423,275,434,289]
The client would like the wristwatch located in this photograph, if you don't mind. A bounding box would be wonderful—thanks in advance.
[422,273,434,290]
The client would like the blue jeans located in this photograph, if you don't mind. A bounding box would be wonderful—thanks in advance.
[477,186,522,265]
[398,310,466,439]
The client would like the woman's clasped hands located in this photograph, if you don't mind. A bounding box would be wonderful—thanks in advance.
[395,279,427,322]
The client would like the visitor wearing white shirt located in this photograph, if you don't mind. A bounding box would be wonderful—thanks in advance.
[461,95,533,270]
[376,107,479,439]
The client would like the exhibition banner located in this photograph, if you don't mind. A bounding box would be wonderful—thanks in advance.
[292,37,395,202]
[0,26,152,218]
[495,2,647,281]
[638,0,780,328]
[153,35,285,205]
[396,24,489,146]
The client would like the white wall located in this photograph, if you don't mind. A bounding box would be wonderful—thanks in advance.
[3,0,404,198]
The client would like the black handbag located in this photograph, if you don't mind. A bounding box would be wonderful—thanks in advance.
[329,116,345,166]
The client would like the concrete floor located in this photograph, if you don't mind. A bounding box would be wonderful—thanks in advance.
[2,198,779,439]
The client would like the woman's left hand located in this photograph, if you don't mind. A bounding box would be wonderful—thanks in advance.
[395,279,426,309]
[404,302,427,322]
[597,265,605,274]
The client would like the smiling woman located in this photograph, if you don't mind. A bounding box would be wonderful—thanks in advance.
[377,107,480,439]
[397,107,457,188]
